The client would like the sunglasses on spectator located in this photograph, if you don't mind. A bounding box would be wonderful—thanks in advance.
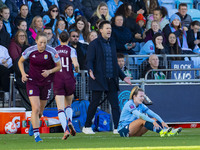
[51,10,58,12]
[72,35,79,38]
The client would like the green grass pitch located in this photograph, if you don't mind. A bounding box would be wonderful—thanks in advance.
[0,128,200,150]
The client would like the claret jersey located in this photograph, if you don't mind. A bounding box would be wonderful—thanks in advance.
[22,45,60,86]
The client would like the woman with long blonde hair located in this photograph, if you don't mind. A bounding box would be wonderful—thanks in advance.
[28,16,45,45]
[90,2,111,28]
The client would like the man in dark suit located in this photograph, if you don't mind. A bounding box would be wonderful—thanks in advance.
[82,20,132,134]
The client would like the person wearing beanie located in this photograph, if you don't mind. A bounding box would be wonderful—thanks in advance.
[134,14,146,43]
[163,13,192,53]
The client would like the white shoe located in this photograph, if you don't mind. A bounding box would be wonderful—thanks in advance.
[113,129,119,134]
[82,127,95,134]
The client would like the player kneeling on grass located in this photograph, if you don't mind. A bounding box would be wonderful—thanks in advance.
[117,86,182,137]
[54,31,79,140]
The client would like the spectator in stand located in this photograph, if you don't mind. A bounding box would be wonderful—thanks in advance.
[58,0,84,16]
[27,16,44,45]
[9,29,29,62]
[55,19,68,45]
[115,3,138,38]
[121,0,147,17]
[165,33,183,60]
[146,6,169,31]
[135,14,146,43]
[30,0,48,17]
[5,0,28,22]
[43,5,60,33]
[107,0,123,18]
[143,0,159,16]
[69,16,90,43]
[0,45,13,101]
[0,6,14,37]
[176,3,192,29]
[14,4,32,29]
[142,54,166,79]
[60,4,75,29]
[43,27,58,47]
[13,20,27,35]
[145,20,161,42]
[90,2,111,28]
[91,18,104,33]
[68,30,88,70]
[81,0,106,21]
[117,53,132,77]
[111,14,136,55]
[0,17,10,49]
[138,32,168,64]
[163,14,192,54]
[86,30,98,44]
[187,21,200,53]
[0,0,6,10]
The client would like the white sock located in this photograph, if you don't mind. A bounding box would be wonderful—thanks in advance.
[58,110,67,132]
[65,106,72,122]
[33,128,40,138]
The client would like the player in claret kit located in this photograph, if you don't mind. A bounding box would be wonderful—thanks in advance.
[118,86,182,137]
[18,32,61,142]
[54,31,79,140]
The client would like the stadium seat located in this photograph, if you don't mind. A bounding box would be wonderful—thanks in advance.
[195,0,200,9]
[187,9,200,21]
[176,0,194,9]
[167,9,178,19]
[159,0,176,10]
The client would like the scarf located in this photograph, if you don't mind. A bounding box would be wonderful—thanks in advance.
[169,24,189,49]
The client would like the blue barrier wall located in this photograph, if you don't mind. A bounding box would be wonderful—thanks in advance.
[118,84,200,123]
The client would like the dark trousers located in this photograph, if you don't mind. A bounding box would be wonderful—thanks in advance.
[85,78,120,129]
[0,65,12,92]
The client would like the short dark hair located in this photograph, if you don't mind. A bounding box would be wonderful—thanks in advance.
[190,21,200,27]
[99,20,111,29]
[154,6,168,18]
[179,3,187,9]
[59,31,69,42]
[117,53,125,59]
[44,26,53,32]
[17,19,27,27]
[20,4,28,10]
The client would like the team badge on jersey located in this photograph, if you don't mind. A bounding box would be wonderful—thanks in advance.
[150,45,154,50]
[129,104,135,109]
[29,90,33,95]
[55,53,59,58]
[44,54,48,59]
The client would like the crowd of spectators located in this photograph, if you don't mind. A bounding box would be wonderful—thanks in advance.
[0,0,200,101]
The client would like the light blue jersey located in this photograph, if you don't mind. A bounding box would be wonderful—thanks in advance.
[118,100,164,131]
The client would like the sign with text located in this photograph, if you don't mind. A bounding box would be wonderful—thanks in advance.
[171,61,194,79]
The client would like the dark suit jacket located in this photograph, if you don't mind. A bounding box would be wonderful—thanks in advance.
[187,29,200,50]
[86,35,126,91]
